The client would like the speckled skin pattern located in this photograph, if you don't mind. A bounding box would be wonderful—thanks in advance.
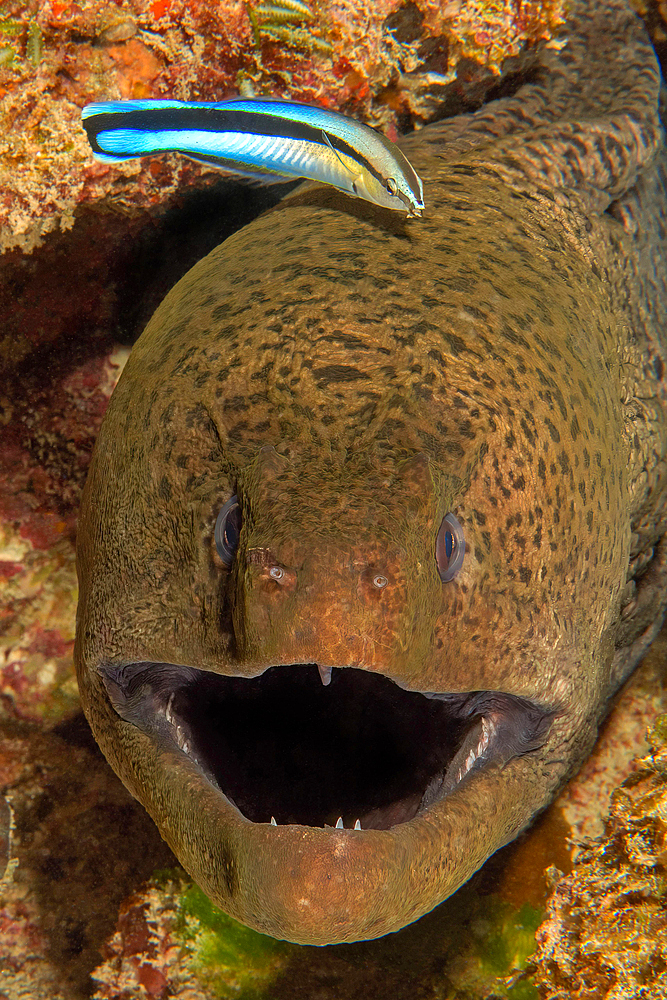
[76,0,667,944]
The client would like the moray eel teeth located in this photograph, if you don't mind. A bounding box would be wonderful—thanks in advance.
[97,661,554,832]
[317,663,332,686]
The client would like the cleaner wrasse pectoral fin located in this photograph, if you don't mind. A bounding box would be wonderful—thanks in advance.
[80,98,425,217]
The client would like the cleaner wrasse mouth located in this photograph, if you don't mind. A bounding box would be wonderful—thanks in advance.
[90,658,556,942]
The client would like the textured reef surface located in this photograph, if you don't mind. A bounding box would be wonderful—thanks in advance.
[532,713,667,1000]
[0,0,566,255]
[0,0,567,374]
[2,0,667,996]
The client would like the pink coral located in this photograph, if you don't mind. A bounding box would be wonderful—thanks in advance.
[0,344,128,723]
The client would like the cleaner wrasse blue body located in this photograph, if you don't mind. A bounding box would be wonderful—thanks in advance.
[81,98,425,217]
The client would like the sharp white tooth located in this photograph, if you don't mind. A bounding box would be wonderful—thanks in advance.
[165,692,175,726]
[336,816,344,828]
[354,819,361,830]
[318,664,333,686]
[475,716,494,758]
[270,816,277,826]
[482,715,497,741]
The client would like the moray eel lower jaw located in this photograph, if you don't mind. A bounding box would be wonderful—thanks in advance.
[90,656,560,942]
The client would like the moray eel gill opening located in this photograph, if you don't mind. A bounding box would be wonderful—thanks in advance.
[100,662,553,831]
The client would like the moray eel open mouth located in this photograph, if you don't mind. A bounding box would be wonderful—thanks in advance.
[100,662,554,833]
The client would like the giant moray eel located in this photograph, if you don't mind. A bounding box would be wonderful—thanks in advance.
[75,0,667,944]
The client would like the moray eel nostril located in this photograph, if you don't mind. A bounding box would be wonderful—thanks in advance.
[75,0,667,945]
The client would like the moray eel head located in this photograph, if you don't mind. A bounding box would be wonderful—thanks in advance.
[76,167,634,943]
[76,425,579,944]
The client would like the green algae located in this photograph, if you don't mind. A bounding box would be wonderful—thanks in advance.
[0,14,20,65]
[649,713,667,752]
[439,890,542,999]
[25,21,41,66]
[150,865,542,1000]
[0,20,21,37]
[174,881,291,999]
[474,901,542,987]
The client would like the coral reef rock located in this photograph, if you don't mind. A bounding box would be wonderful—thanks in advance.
[532,715,667,1000]
[0,0,565,254]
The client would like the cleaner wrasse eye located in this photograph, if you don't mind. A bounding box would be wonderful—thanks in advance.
[81,98,425,217]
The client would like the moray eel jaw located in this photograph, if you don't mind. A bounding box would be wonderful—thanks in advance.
[99,661,555,830]
[84,655,561,943]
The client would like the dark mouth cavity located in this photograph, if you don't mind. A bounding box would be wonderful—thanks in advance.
[99,662,554,831]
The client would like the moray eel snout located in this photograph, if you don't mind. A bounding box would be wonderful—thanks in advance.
[99,454,554,835]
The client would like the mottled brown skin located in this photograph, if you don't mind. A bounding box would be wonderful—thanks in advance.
[76,0,667,944]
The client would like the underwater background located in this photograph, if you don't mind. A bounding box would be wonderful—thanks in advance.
[1,0,667,996]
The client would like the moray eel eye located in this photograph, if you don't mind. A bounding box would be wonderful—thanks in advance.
[372,574,388,589]
[386,177,398,195]
[214,496,241,566]
[269,566,284,581]
[436,513,465,582]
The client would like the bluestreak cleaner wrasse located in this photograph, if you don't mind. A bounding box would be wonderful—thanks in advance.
[81,99,425,217]
[76,0,667,946]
